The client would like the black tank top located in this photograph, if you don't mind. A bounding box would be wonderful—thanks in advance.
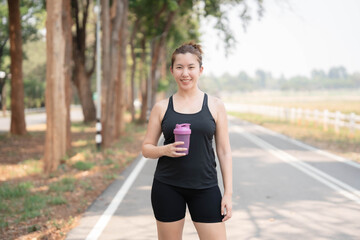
[154,93,218,189]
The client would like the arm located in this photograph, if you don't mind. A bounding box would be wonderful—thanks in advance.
[214,99,233,221]
[142,101,187,159]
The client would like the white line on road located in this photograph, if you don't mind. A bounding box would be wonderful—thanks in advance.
[85,156,148,240]
[233,126,360,205]
[253,124,360,170]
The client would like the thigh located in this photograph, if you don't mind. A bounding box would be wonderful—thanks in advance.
[193,221,226,240]
[151,178,186,222]
[186,185,224,223]
[156,219,185,240]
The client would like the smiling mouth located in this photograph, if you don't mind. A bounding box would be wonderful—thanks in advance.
[181,79,192,82]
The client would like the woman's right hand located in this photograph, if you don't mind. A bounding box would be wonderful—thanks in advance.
[164,141,187,157]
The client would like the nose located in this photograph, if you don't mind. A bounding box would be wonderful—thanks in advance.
[182,68,190,77]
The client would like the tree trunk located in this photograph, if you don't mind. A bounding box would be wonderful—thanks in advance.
[101,0,124,148]
[115,0,128,138]
[8,0,26,135]
[149,0,185,109]
[159,43,167,83]
[72,0,96,123]
[1,77,6,117]
[139,37,148,123]
[44,0,72,173]
[129,19,139,122]
[101,0,111,148]
[73,58,96,122]
[64,0,73,151]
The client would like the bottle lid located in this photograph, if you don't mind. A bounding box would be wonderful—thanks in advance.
[173,123,191,135]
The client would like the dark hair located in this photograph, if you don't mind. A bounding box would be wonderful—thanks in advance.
[171,41,203,68]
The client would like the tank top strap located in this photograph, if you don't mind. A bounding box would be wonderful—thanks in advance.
[168,95,174,112]
[202,93,208,109]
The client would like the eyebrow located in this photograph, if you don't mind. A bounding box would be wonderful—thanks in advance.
[175,63,196,66]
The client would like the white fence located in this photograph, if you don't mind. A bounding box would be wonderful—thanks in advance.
[226,103,360,133]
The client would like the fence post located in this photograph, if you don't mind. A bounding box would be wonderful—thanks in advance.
[285,108,290,122]
[290,108,295,123]
[305,109,310,125]
[335,111,341,134]
[323,109,329,131]
[349,112,356,135]
[297,108,302,125]
[314,109,319,126]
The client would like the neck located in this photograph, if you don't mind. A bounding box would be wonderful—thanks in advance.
[176,87,202,98]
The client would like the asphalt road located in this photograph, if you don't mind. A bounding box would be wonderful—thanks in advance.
[0,107,84,132]
[66,116,360,240]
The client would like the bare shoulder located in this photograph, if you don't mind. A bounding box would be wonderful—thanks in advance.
[208,94,225,110]
[152,98,169,121]
[207,95,226,122]
[154,98,169,110]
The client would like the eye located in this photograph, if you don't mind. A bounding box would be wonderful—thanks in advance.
[176,67,182,69]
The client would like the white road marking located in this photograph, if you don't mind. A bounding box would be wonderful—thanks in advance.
[232,125,360,205]
[85,156,148,240]
[253,123,360,170]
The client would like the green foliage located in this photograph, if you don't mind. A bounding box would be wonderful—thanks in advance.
[49,177,76,193]
[21,194,47,220]
[200,66,360,93]
[72,161,95,171]
[0,182,33,199]
[48,195,67,205]
[129,0,265,94]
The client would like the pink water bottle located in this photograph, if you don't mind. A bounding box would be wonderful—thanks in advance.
[173,123,191,155]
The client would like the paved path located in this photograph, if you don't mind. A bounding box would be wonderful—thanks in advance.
[0,107,84,132]
[66,116,360,240]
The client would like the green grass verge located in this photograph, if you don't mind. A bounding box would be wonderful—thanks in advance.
[229,112,360,160]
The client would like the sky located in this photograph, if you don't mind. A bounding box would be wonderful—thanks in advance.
[200,0,360,78]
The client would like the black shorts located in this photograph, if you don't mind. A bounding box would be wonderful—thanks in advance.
[151,178,224,223]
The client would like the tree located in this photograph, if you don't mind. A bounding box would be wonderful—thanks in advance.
[71,0,96,123]
[44,0,72,173]
[1,0,45,125]
[328,66,348,79]
[101,0,128,148]
[149,0,186,108]
[130,0,264,118]
[8,0,26,135]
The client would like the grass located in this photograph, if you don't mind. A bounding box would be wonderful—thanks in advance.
[49,177,76,193]
[224,90,360,114]
[48,195,67,205]
[229,111,360,162]
[0,118,147,239]
[21,194,47,220]
[79,180,93,191]
[0,182,33,199]
[72,161,95,171]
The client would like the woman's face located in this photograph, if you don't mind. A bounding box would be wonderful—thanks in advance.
[171,53,203,91]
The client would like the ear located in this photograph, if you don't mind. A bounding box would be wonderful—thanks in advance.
[199,66,204,75]
[170,66,174,74]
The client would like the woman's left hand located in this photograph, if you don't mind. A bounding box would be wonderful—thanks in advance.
[221,193,232,222]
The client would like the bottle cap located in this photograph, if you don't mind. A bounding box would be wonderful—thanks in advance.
[173,123,191,135]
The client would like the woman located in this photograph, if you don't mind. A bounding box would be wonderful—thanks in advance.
[142,42,232,240]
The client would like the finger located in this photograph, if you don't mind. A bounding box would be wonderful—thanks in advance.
[221,203,225,216]
[174,152,186,157]
[222,213,231,222]
[174,141,185,146]
[222,209,232,222]
[177,148,187,152]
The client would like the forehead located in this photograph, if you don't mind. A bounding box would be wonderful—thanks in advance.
[173,52,199,65]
